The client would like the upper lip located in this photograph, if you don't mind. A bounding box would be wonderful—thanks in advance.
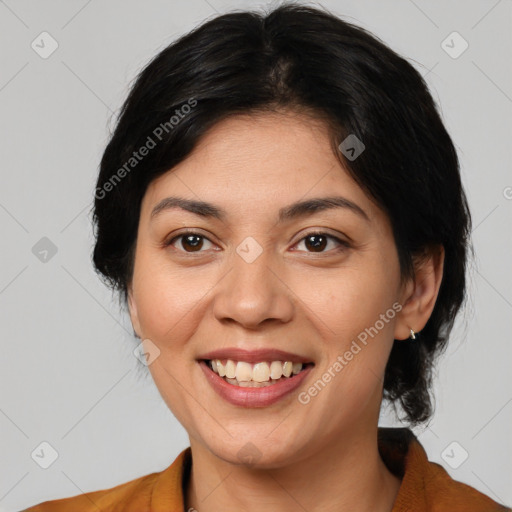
[197,348,313,364]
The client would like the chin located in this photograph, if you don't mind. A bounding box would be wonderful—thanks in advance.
[200,431,306,469]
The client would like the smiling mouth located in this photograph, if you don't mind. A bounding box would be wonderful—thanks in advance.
[203,359,314,388]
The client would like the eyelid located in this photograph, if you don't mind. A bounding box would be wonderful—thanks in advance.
[291,230,350,253]
[165,229,350,254]
[164,229,219,251]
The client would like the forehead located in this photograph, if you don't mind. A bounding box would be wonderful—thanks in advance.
[142,112,381,225]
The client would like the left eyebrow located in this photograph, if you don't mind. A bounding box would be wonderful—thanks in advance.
[150,195,370,223]
[277,196,370,224]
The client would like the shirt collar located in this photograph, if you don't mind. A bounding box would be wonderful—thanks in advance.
[151,427,504,512]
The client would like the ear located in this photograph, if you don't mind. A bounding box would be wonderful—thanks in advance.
[127,285,142,339]
[394,245,445,340]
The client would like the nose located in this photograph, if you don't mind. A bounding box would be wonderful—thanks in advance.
[212,247,295,330]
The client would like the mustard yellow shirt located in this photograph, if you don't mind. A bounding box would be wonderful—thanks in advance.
[23,427,511,511]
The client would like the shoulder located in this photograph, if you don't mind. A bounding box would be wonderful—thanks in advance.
[21,471,159,511]
[419,458,510,511]
[21,447,191,512]
[378,428,511,512]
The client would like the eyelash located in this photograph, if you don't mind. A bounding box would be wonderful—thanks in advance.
[164,230,350,255]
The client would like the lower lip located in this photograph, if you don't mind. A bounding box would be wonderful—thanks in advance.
[198,360,313,407]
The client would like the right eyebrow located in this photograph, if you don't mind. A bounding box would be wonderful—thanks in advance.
[151,197,226,221]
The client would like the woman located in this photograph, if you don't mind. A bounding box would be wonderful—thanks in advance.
[23,3,510,511]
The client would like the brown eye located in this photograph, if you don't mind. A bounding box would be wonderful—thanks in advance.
[304,234,328,252]
[181,234,204,252]
[167,232,215,253]
[294,232,349,253]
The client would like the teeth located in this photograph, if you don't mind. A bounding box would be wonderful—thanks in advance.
[216,360,226,377]
[252,362,270,382]
[225,377,275,387]
[235,361,253,382]
[225,360,236,379]
[270,361,283,379]
[292,362,302,375]
[208,359,305,384]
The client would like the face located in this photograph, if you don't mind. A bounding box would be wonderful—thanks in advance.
[128,112,411,467]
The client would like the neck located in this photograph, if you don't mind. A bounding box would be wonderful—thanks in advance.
[185,426,402,512]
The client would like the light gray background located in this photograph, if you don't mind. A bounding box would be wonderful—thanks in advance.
[0,1,511,510]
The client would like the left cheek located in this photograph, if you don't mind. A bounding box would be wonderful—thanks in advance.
[307,278,381,333]
[313,284,395,357]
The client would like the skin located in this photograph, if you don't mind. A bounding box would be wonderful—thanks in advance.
[128,111,445,512]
